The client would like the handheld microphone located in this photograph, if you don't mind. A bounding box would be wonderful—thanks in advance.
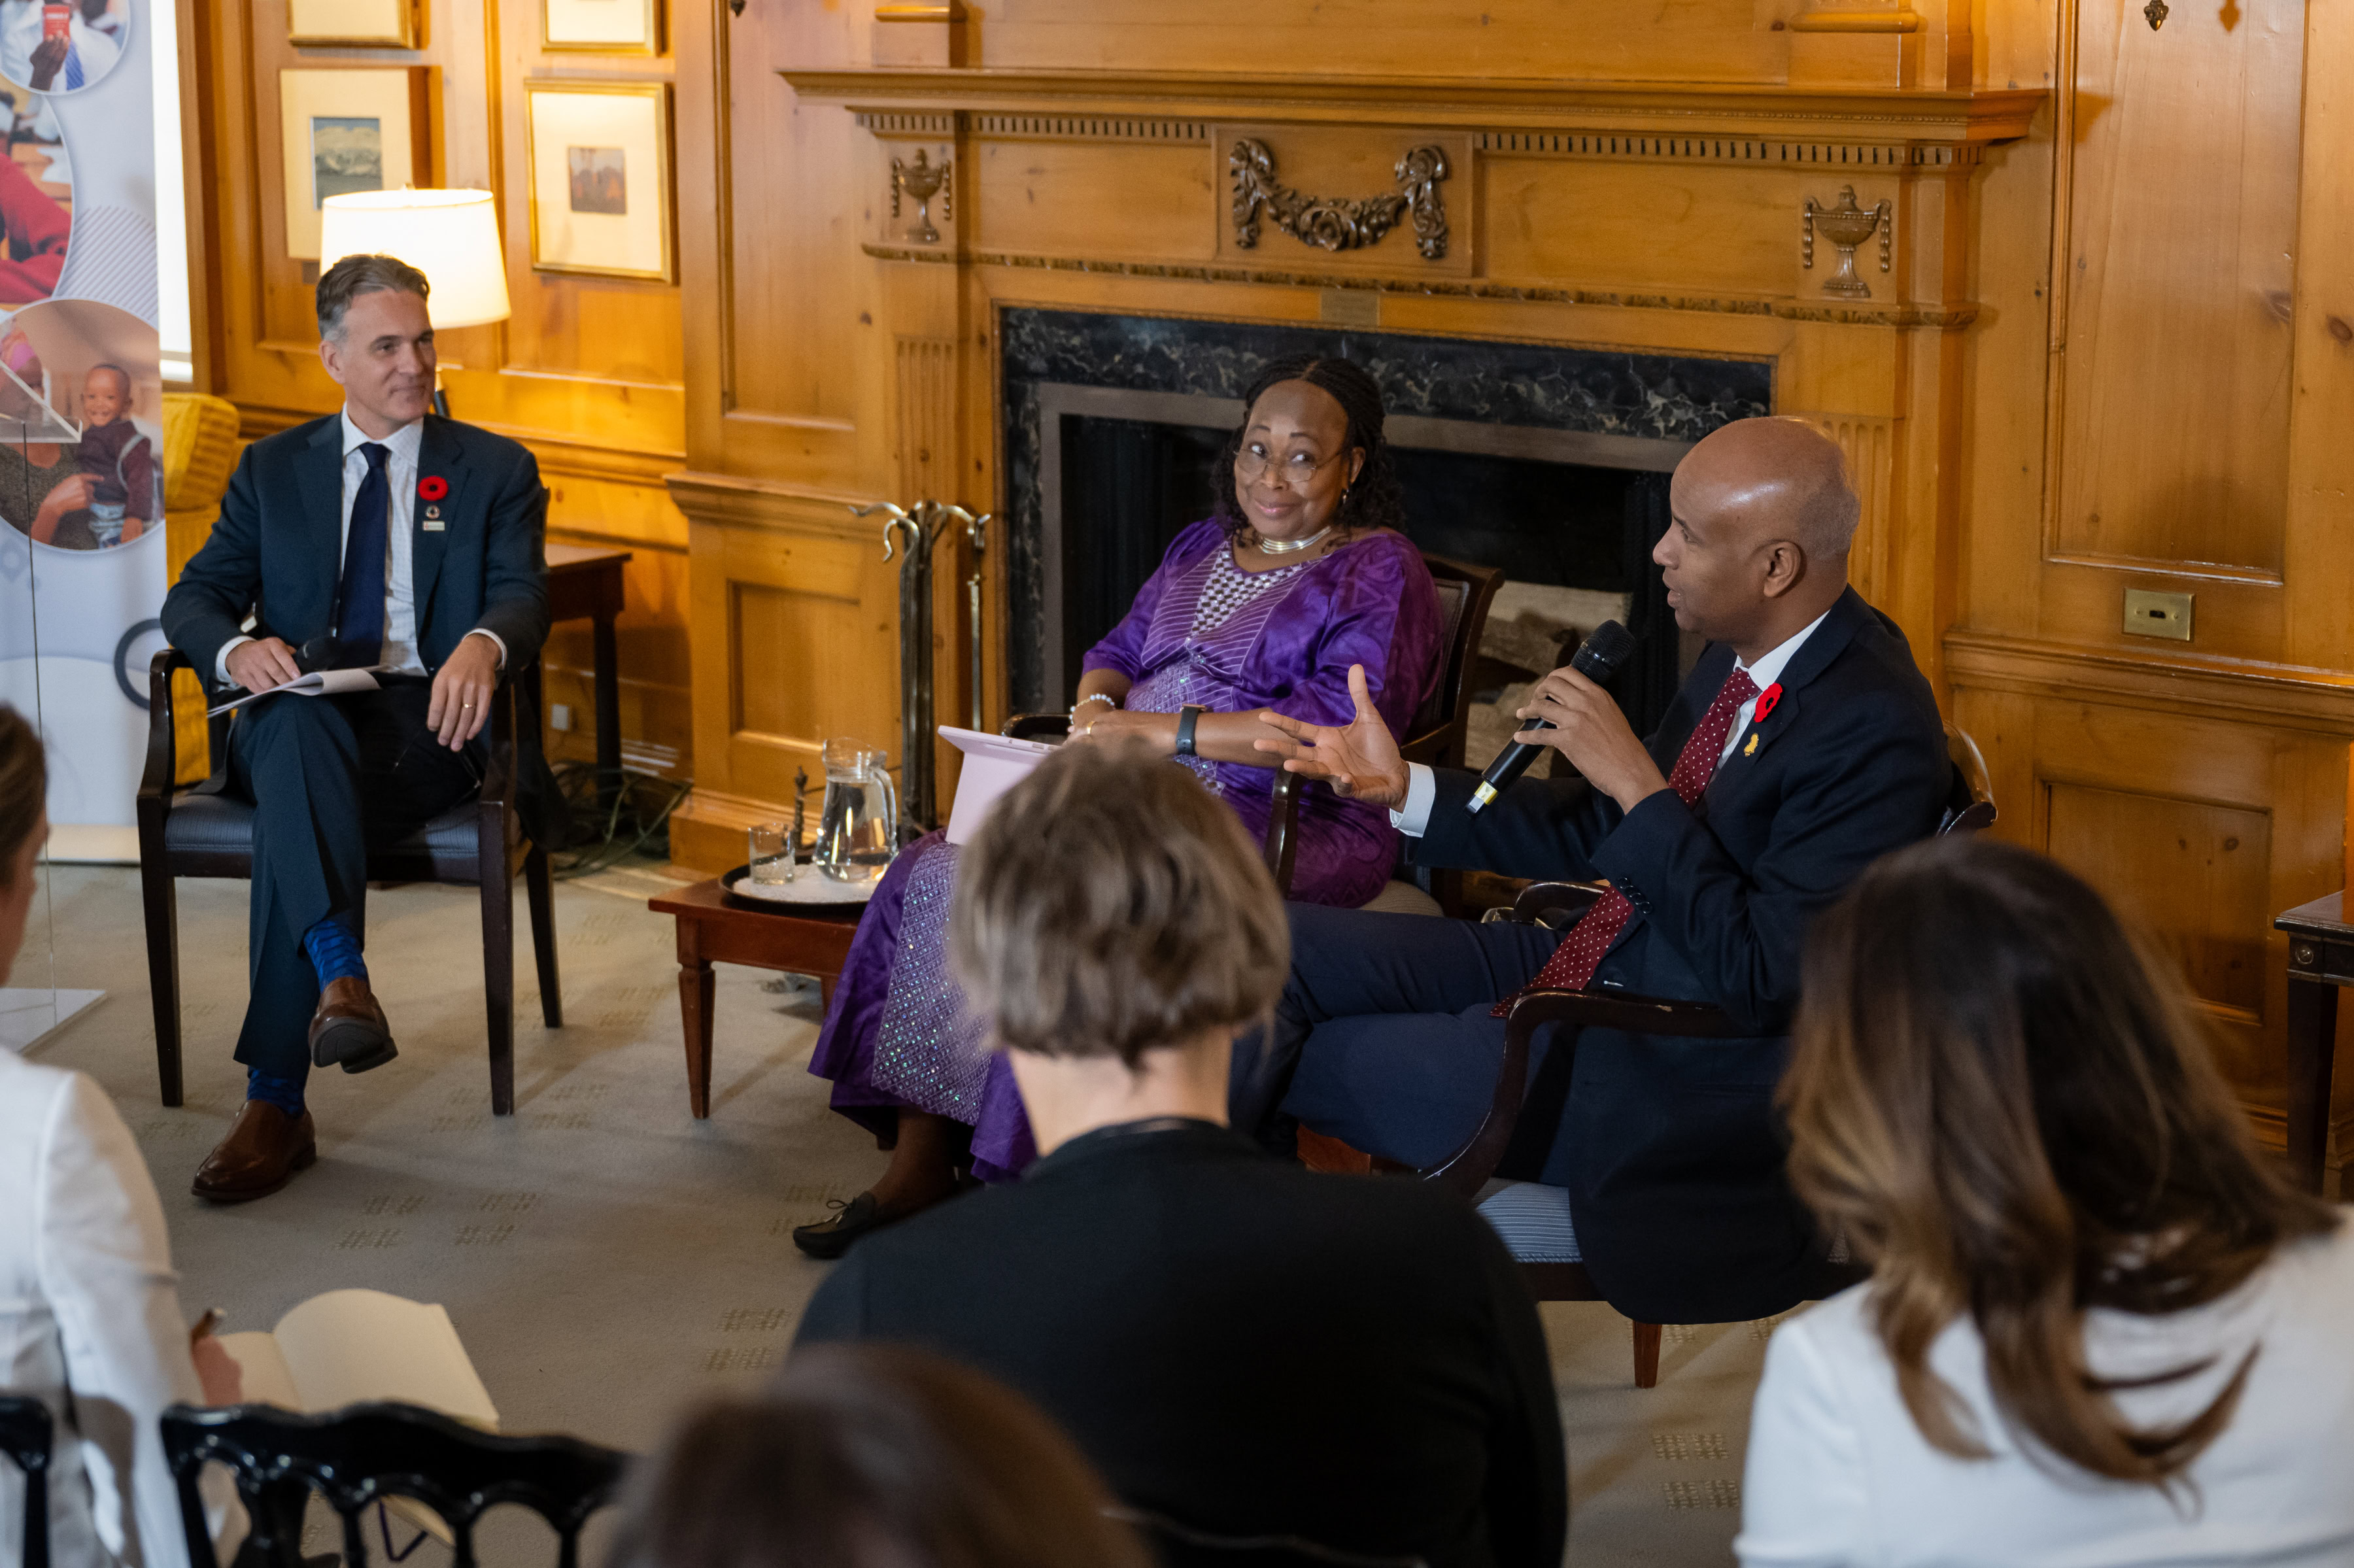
[1466,618,1637,815]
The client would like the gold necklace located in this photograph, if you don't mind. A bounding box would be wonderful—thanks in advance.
[1256,525,1332,556]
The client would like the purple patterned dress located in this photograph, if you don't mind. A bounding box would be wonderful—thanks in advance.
[806,520,1443,1181]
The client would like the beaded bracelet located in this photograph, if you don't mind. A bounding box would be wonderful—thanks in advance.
[1071,692,1119,720]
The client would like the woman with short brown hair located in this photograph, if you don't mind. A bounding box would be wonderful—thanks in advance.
[1738,836,2353,1567]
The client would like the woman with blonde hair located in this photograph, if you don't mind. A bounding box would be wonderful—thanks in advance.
[1738,836,2353,1566]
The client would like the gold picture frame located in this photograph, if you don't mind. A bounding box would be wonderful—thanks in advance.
[523,81,674,282]
[540,0,661,54]
[278,67,432,261]
[288,0,422,48]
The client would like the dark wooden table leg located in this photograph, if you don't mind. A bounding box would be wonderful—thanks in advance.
[675,916,715,1119]
[2284,973,2337,1195]
[1631,1321,1662,1390]
[593,607,622,816]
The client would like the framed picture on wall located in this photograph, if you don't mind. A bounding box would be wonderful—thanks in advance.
[541,0,660,53]
[287,0,421,49]
[524,82,674,281]
[278,67,432,260]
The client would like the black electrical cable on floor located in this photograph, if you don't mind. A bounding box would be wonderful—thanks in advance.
[545,760,694,879]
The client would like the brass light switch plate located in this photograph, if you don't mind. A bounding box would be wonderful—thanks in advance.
[2123,588,2192,641]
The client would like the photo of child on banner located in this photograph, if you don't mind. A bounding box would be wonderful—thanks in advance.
[0,299,158,551]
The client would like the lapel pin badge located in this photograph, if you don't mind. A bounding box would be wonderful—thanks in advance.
[418,473,449,529]
[1743,732,1759,757]
[1754,681,1784,722]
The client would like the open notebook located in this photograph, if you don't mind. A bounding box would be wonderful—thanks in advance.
[216,1288,498,1427]
[216,1289,499,1543]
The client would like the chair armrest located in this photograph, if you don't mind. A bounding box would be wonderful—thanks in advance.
[1424,986,1745,1201]
[478,665,521,808]
[139,648,195,805]
[1001,712,1070,741]
[1495,879,1608,929]
[1263,767,1300,895]
[1397,724,1450,768]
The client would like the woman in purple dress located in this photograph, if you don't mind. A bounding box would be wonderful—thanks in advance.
[794,355,1444,1256]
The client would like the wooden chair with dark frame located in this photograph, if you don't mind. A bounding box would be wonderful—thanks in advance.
[1006,551,1504,905]
[1422,721,1996,1388]
[0,1394,51,1568]
[161,1402,627,1568]
[133,649,563,1116]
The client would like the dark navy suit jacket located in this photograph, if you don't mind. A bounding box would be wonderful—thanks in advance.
[163,413,549,678]
[162,413,560,837]
[1412,587,1949,1323]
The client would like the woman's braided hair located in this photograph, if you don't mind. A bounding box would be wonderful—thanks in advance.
[1212,354,1408,544]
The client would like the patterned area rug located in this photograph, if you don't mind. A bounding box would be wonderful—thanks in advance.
[16,862,1788,1565]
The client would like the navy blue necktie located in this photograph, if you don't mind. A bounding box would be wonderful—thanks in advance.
[333,442,390,668]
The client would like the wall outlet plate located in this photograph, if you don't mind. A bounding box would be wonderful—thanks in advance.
[2123,588,2193,641]
[549,702,574,732]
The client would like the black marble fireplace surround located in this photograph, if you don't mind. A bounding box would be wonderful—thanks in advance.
[998,307,1773,720]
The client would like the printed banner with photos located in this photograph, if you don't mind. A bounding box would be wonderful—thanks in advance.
[0,0,165,877]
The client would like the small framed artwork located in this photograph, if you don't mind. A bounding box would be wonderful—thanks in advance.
[278,67,431,260]
[541,0,660,54]
[524,82,673,282]
[288,0,421,49]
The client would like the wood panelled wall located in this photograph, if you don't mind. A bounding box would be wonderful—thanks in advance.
[183,0,691,780]
[186,0,2354,1171]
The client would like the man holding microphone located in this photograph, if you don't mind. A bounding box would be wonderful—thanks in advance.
[1248,416,1951,1328]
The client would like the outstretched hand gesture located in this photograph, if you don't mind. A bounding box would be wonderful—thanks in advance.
[1252,664,1410,809]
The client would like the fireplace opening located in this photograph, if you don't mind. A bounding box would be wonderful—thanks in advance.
[1041,388,1689,764]
[998,309,1771,746]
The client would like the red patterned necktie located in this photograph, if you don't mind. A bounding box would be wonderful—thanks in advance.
[1492,666,1761,1016]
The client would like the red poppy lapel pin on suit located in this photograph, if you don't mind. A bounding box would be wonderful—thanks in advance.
[418,474,449,531]
[1741,682,1783,758]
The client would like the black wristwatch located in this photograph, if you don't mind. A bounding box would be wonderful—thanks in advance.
[1174,704,1207,758]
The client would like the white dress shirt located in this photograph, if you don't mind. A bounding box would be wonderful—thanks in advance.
[0,1049,208,1568]
[216,409,504,685]
[1737,1219,2354,1567]
[1391,607,1834,838]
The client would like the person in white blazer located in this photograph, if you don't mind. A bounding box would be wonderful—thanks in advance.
[0,705,241,1567]
[1738,837,2354,1568]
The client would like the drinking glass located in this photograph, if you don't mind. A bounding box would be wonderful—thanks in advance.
[816,738,898,883]
[748,821,796,885]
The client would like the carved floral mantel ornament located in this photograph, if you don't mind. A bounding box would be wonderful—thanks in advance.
[1229,138,1451,260]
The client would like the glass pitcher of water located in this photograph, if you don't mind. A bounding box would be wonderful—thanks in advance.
[815,738,898,883]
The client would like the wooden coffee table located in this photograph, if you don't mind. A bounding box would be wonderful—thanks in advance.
[647,878,866,1118]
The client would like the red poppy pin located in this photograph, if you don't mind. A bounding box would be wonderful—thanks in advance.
[1754,682,1783,723]
[417,475,450,503]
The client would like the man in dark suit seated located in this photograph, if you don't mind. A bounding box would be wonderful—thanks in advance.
[162,254,554,1202]
[794,743,1567,1568]
[1248,417,1951,1328]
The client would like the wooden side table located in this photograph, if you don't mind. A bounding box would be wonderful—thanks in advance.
[648,878,864,1118]
[545,544,631,810]
[2274,889,2349,1193]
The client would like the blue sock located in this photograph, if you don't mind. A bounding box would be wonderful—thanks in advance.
[247,1067,307,1117]
[302,911,367,987]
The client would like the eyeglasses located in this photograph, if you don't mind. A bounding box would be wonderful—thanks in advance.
[1234,444,1348,490]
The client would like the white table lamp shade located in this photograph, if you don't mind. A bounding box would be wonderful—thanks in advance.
[320,190,511,329]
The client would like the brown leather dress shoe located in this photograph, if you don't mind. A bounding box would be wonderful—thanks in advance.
[309,976,397,1072]
[192,1100,318,1202]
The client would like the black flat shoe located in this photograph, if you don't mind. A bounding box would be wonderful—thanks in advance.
[793,1192,892,1259]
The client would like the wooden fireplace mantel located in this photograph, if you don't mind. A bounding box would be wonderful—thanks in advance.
[778,66,2046,146]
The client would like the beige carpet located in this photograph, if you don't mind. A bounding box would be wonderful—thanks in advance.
[14,860,1783,1566]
